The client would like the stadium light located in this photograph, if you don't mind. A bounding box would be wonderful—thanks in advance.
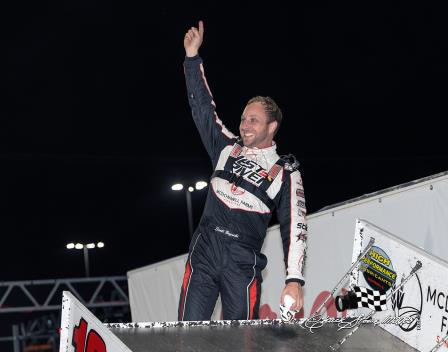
[66,241,105,277]
[195,181,208,190]
[171,184,184,191]
[170,181,208,238]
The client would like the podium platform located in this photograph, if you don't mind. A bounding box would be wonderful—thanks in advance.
[60,291,421,352]
[108,321,418,352]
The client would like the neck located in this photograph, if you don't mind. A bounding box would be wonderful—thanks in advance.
[247,141,273,149]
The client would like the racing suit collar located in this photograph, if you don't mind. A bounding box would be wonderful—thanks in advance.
[242,141,277,156]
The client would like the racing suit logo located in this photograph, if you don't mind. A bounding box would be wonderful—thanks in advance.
[232,156,268,186]
[230,184,245,195]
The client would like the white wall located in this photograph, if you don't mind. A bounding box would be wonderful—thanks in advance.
[128,171,448,322]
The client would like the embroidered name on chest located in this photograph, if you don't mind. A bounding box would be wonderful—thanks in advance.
[232,156,268,186]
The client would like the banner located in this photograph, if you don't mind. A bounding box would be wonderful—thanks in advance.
[350,219,448,351]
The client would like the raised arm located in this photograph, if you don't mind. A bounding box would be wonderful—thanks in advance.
[183,21,237,164]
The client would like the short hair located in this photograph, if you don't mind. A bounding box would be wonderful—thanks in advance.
[246,96,283,135]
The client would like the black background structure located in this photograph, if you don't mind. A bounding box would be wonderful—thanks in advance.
[1,1,447,339]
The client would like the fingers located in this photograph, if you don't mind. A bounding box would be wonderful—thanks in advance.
[184,20,204,44]
[291,297,303,311]
[293,287,304,311]
[280,286,303,311]
[190,27,198,39]
[198,20,204,36]
[191,27,202,40]
[184,28,196,41]
[280,291,286,306]
[288,294,298,311]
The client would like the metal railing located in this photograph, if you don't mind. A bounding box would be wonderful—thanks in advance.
[0,276,128,313]
[0,276,129,352]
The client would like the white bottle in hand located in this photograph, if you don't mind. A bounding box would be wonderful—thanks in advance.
[280,295,296,322]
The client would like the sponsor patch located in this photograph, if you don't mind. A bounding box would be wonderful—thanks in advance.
[232,156,268,186]
[284,163,293,171]
[296,200,306,209]
[267,164,282,182]
[230,184,245,195]
[297,232,307,242]
[297,222,308,231]
[216,189,254,210]
[230,144,242,157]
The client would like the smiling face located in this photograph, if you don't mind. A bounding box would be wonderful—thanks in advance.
[239,102,278,148]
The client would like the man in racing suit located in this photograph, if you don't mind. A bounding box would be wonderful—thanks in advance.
[178,21,308,321]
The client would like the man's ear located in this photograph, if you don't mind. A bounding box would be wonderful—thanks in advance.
[268,121,278,135]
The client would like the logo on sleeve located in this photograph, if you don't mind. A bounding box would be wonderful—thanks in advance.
[297,223,308,231]
[296,232,307,242]
[296,200,306,209]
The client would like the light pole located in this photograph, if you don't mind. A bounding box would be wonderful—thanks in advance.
[171,181,208,239]
[66,241,105,277]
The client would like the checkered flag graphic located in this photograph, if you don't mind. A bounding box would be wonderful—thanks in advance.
[353,286,388,311]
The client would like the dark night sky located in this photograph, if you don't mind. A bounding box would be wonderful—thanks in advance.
[1,1,447,284]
